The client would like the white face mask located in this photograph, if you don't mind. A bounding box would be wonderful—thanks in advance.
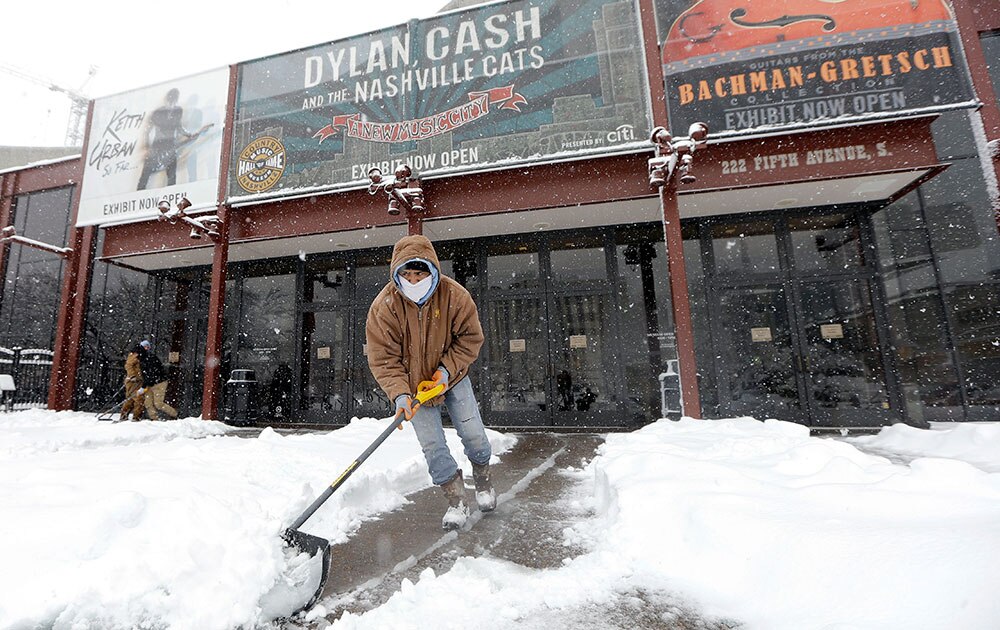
[400,274,433,303]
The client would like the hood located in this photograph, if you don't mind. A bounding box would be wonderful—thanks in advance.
[390,235,442,306]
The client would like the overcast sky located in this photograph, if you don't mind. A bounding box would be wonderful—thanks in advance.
[0,0,446,147]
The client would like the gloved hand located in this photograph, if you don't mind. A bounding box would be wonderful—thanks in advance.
[394,394,417,424]
[418,367,449,395]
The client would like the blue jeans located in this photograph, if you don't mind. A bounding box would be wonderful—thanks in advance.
[409,377,492,485]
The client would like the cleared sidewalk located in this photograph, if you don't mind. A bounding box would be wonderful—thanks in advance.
[286,433,739,629]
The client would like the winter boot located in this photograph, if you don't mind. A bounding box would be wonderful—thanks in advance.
[440,469,470,530]
[471,461,497,512]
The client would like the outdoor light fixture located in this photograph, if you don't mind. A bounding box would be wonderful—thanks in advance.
[368,164,426,217]
[0,225,73,258]
[157,196,223,241]
[648,122,709,188]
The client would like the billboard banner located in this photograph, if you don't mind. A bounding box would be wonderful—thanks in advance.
[77,69,229,227]
[655,0,977,139]
[228,0,652,202]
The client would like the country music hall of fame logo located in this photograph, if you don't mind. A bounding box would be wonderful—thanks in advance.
[236,136,287,193]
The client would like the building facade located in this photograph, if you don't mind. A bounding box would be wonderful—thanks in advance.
[2,0,999,430]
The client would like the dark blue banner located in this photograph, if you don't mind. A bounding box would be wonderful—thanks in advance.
[230,0,652,200]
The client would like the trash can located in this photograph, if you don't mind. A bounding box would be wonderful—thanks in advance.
[223,369,259,426]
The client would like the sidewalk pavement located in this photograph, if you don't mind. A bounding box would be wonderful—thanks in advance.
[284,432,741,630]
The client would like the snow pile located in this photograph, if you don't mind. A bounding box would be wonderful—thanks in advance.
[0,409,514,629]
[0,410,228,457]
[331,418,1000,630]
[5,410,1000,630]
[848,421,1000,472]
[591,418,1000,629]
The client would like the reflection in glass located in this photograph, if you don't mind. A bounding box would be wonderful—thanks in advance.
[352,322,391,420]
[789,214,862,271]
[871,203,959,421]
[946,283,1000,408]
[487,297,546,412]
[355,253,391,304]
[711,221,779,274]
[237,273,296,405]
[617,239,676,416]
[0,188,72,350]
[76,235,159,411]
[550,293,613,412]
[304,258,348,304]
[300,310,347,416]
[798,280,888,409]
[488,252,539,291]
[716,286,799,418]
[549,234,608,291]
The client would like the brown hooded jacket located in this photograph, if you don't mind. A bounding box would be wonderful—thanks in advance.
[365,235,484,405]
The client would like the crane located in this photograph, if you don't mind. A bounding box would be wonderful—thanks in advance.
[0,63,96,147]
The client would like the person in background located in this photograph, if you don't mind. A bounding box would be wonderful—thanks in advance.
[137,339,178,421]
[119,343,145,421]
[366,235,495,530]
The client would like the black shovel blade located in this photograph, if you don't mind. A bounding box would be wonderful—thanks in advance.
[282,528,333,615]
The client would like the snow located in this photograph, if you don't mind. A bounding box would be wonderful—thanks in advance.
[3,411,1000,629]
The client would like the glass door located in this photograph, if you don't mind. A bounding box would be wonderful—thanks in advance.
[298,309,350,422]
[484,244,548,424]
[547,236,619,425]
[713,285,802,420]
[152,272,209,418]
[796,278,894,424]
[701,210,903,427]
[482,235,622,427]
[350,251,393,421]
[486,295,548,415]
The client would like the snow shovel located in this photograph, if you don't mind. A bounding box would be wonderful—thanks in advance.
[95,385,127,421]
[281,382,447,614]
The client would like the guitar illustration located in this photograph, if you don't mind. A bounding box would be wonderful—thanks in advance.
[662,0,954,64]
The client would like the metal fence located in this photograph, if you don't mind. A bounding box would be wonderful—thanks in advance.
[0,346,54,410]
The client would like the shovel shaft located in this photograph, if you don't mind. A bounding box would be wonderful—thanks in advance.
[287,383,445,532]
[288,413,403,531]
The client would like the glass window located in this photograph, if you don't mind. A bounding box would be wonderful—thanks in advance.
[354,251,391,305]
[682,222,718,413]
[76,238,158,410]
[236,272,296,389]
[303,257,348,304]
[981,31,1000,109]
[798,279,889,410]
[871,201,960,421]
[922,158,1000,283]
[789,213,863,272]
[13,188,72,264]
[0,189,73,350]
[487,241,539,291]
[946,282,1000,412]
[616,236,676,417]
[929,110,979,161]
[156,277,186,312]
[550,293,616,412]
[549,233,609,291]
[710,220,779,274]
[434,243,478,290]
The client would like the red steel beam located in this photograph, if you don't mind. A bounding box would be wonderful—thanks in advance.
[49,103,97,410]
[201,64,239,421]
